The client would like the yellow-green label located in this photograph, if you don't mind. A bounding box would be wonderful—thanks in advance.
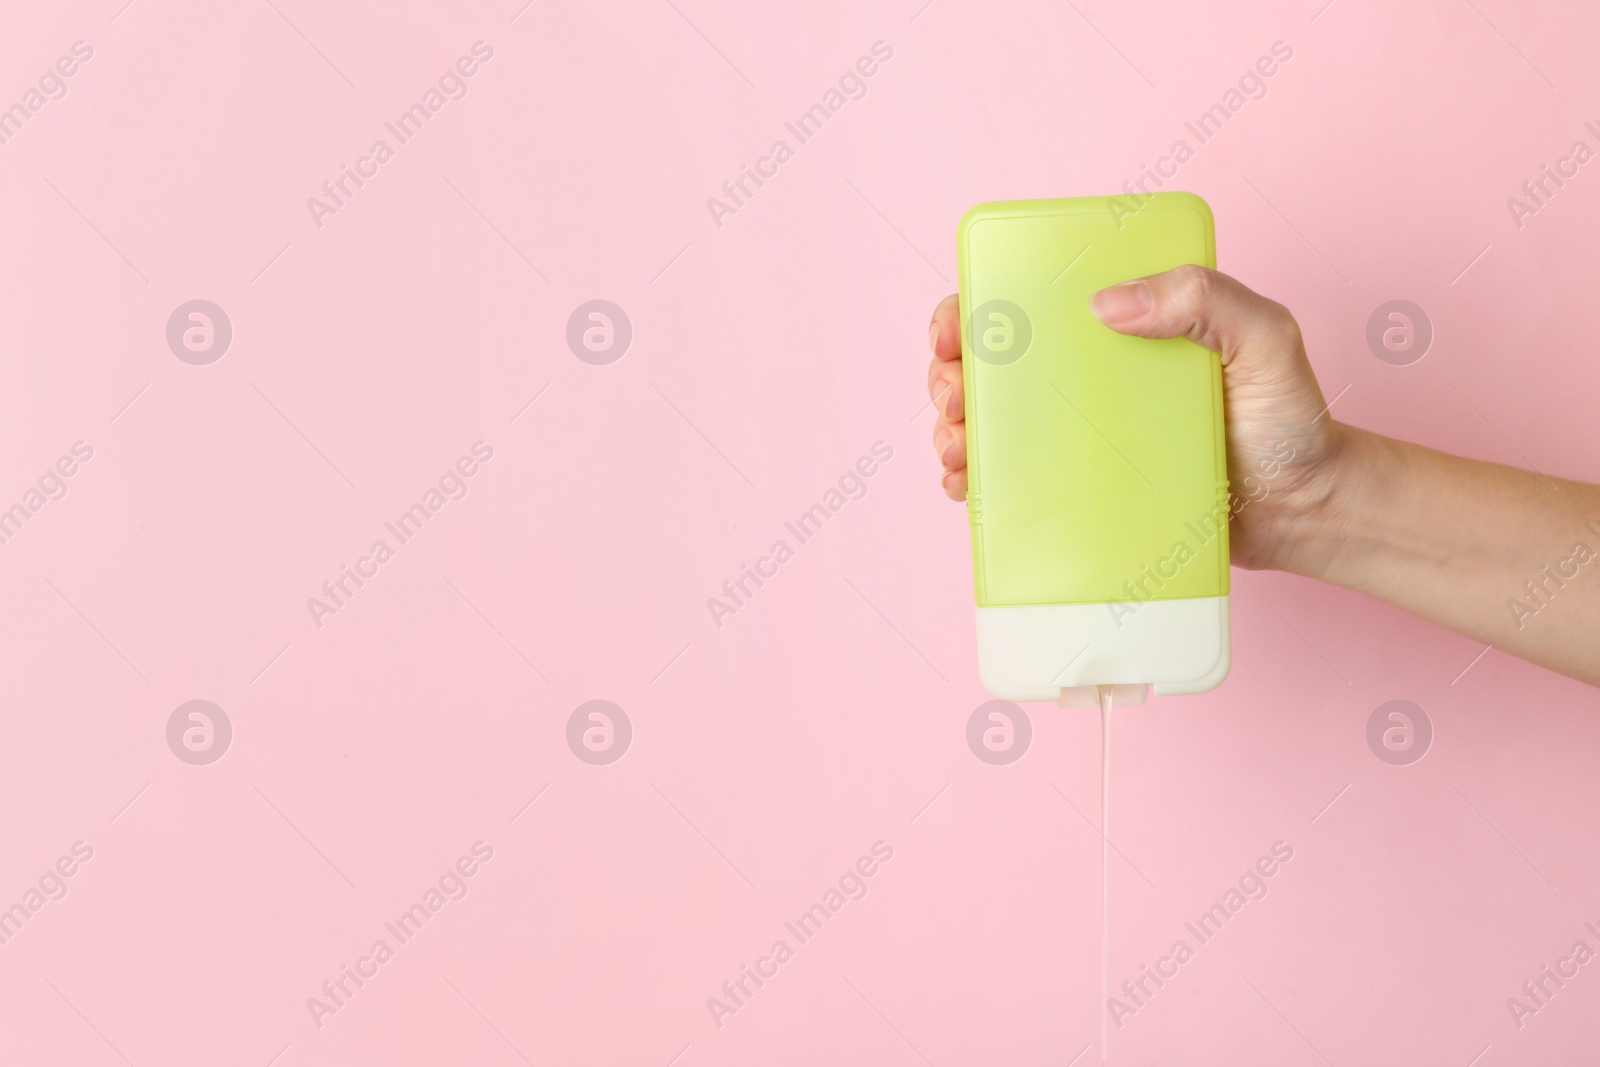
[957,193,1230,608]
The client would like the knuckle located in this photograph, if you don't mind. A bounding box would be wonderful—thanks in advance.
[1259,298,1304,350]
[1168,264,1215,309]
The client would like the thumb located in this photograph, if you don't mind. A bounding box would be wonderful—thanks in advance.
[1088,264,1299,369]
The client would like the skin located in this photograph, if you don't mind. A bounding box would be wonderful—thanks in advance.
[927,265,1600,686]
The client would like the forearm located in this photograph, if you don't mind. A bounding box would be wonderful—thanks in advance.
[1282,425,1600,685]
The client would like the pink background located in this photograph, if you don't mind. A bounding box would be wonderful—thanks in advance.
[3,0,1599,1063]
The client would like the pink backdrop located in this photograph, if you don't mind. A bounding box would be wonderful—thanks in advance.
[3,0,1599,1063]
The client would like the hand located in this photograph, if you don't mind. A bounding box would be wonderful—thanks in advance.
[930,264,1600,685]
[926,265,1347,573]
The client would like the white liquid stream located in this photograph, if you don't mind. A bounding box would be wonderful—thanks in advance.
[1098,685,1114,1063]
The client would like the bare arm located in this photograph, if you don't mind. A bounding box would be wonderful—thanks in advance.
[1291,427,1600,684]
[927,266,1600,686]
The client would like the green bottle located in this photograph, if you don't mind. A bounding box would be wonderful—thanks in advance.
[957,193,1231,705]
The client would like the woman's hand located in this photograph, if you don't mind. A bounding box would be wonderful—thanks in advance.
[926,265,1600,685]
[926,265,1348,573]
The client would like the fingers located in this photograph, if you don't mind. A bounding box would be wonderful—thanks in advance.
[1088,265,1333,469]
[930,293,962,362]
[1089,265,1301,368]
[927,358,963,423]
[941,468,967,501]
[934,415,965,472]
[929,293,968,500]
[927,296,965,420]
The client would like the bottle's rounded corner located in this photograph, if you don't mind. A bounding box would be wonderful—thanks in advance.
[976,648,1033,704]
[1162,190,1215,228]
[957,202,1002,245]
[1154,645,1230,696]
[1151,597,1231,697]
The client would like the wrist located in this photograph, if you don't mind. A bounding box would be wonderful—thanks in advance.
[1274,422,1383,584]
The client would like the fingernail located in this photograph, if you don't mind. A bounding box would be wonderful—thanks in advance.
[940,436,962,468]
[1090,281,1152,324]
[944,381,961,418]
[928,320,940,354]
